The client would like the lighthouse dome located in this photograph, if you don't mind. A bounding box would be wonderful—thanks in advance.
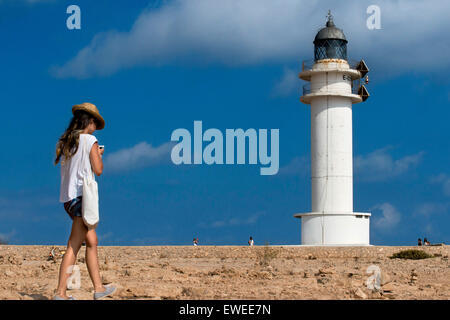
[313,12,348,61]
[314,18,347,43]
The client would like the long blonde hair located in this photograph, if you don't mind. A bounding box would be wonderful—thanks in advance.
[55,110,97,165]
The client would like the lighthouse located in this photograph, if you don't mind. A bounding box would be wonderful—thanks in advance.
[294,12,371,245]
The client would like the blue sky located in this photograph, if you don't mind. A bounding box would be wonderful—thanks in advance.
[0,0,449,246]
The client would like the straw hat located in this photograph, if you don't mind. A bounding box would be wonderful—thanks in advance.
[72,102,105,130]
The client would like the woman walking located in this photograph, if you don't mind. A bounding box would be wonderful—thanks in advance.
[54,102,116,300]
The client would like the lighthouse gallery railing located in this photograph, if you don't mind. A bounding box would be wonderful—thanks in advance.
[301,59,361,72]
[302,79,362,96]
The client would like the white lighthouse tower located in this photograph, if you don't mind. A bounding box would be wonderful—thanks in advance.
[294,12,371,245]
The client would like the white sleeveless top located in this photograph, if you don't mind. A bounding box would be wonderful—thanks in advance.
[59,134,98,203]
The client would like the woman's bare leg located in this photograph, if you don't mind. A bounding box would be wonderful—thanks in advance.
[85,229,105,292]
[55,217,87,298]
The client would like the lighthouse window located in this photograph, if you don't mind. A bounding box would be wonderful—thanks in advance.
[314,39,347,61]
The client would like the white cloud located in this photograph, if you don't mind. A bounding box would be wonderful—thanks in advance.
[51,0,450,78]
[200,212,263,228]
[431,173,450,197]
[371,202,401,230]
[424,223,434,235]
[0,230,16,244]
[272,68,299,97]
[98,232,114,242]
[0,0,56,4]
[0,193,57,221]
[354,147,423,182]
[0,234,8,244]
[104,141,174,172]
[25,0,53,3]
[414,202,450,217]
[282,148,423,180]
[278,156,309,176]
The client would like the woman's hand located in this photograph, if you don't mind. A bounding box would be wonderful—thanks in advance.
[90,142,104,176]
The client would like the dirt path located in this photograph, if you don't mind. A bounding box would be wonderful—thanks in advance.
[0,245,448,300]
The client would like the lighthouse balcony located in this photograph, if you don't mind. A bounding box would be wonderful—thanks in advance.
[301,81,363,104]
[299,59,367,81]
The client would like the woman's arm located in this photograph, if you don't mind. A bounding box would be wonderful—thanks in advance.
[90,142,104,176]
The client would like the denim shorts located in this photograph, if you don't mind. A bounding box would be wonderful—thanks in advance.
[64,196,82,220]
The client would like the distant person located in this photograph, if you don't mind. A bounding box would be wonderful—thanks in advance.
[54,103,116,300]
[193,238,198,246]
[248,236,254,246]
[424,238,430,246]
[417,238,422,246]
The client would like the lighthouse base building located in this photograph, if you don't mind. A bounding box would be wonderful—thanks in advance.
[294,13,371,246]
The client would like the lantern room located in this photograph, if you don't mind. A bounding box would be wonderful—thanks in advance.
[313,12,348,61]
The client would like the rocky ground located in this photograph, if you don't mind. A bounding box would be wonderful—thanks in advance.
[0,245,448,300]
